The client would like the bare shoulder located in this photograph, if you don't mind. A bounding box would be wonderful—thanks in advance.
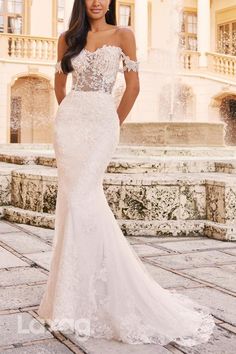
[117,27,136,50]
[117,27,137,59]
[117,27,135,42]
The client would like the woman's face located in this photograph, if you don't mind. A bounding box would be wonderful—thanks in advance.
[85,0,110,20]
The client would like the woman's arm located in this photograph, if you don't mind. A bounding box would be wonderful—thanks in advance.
[54,32,68,105]
[117,28,140,126]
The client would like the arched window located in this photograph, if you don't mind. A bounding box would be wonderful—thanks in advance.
[0,0,23,34]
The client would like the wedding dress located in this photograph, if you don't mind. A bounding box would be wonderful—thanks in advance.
[37,44,215,347]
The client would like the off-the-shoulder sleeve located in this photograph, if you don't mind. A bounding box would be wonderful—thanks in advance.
[55,60,63,74]
[119,51,140,73]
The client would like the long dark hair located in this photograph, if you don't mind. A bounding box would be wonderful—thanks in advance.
[60,0,117,74]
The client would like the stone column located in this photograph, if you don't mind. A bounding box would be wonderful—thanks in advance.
[197,0,211,67]
[134,0,148,61]
[64,0,74,30]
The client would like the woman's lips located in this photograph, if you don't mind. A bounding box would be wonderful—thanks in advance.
[91,9,101,13]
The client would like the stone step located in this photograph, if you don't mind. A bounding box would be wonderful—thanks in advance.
[1,152,236,174]
[0,143,53,150]
[109,158,236,174]
[0,151,56,166]
[1,206,235,241]
[0,144,236,157]
[0,162,235,240]
[115,145,236,157]
[1,163,236,211]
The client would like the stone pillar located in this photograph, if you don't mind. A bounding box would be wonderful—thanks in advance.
[135,0,148,62]
[197,0,211,67]
[64,0,74,30]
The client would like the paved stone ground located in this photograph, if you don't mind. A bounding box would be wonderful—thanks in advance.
[0,220,236,354]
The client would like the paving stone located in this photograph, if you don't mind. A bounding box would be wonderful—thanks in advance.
[220,264,236,272]
[0,284,45,310]
[152,239,236,253]
[0,267,47,287]
[182,266,236,293]
[0,221,21,234]
[0,312,52,347]
[219,248,236,256]
[126,237,143,245]
[0,339,74,354]
[0,232,51,254]
[132,236,204,243]
[146,250,236,270]
[15,223,54,242]
[24,251,52,270]
[0,220,235,353]
[64,335,172,354]
[176,287,236,326]
[164,345,186,354]
[218,322,236,335]
[132,244,170,256]
[175,325,236,354]
[0,247,29,268]
[144,262,202,289]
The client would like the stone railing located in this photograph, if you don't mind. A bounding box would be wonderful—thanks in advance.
[0,33,57,61]
[206,52,236,78]
[179,50,200,70]
[179,50,236,80]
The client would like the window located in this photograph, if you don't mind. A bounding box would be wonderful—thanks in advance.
[119,4,131,26]
[180,11,197,51]
[217,21,236,56]
[0,0,23,34]
[57,0,65,36]
[118,1,134,28]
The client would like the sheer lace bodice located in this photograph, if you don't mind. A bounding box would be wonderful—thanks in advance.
[55,45,140,94]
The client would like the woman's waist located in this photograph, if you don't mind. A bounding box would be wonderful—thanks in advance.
[70,88,113,96]
[68,89,115,103]
[60,89,116,110]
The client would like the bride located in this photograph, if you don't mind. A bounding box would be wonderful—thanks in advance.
[38,0,215,347]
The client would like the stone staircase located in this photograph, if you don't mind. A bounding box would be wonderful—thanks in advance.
[0,144,236,241]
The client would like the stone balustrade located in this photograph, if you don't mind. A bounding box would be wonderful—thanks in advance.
[179,50,200,71]
[206,52,236,78]
[0,33,57,61]
[179,50,236,80]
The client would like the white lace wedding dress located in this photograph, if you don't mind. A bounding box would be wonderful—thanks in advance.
[37,44,215,347]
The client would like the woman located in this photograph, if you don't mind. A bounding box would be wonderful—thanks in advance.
[38,0,215,347]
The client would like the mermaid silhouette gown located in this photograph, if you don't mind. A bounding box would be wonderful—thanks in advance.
[37,44,215,346]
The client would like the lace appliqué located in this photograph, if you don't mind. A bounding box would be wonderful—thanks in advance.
[71,46,122,94]
[54,46,139,94]
[119,51,140,73]
[87,254,115,340]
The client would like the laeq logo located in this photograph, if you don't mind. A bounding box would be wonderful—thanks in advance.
[17,315,91,342]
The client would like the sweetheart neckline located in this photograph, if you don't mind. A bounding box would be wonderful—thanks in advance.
[82,44,123,54]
